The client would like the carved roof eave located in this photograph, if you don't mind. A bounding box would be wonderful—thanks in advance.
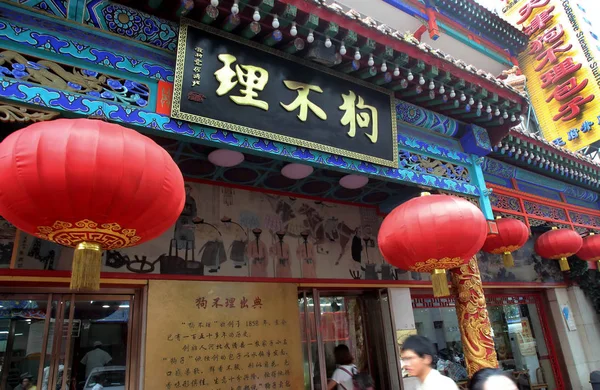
[303,0,529,105]
[489,128,600,189]
[429,0,528,53]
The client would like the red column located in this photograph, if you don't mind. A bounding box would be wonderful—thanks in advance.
[451,257,499,376]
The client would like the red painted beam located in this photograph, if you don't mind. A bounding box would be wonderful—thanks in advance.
[413,24,427,41]
[277,0,527,107]
[403,0,517,61]
[425,8,440,40]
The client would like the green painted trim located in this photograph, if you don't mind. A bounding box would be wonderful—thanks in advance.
[437,21,513,67]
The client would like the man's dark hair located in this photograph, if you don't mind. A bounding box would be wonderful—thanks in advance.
[334,344,354,365]
[468,368,514,390]
[401,335,436,364]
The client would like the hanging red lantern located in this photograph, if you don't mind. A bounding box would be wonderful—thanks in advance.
[534,227,582,271]
[378,192,487,297]
[481,217,529,268]
[0,119,185,290]
[576,233,600,270]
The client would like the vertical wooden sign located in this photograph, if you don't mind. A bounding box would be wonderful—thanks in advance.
[144,280,304,390]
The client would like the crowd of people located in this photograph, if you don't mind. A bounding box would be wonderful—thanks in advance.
[400,335,518,390]
[326,335,519,390]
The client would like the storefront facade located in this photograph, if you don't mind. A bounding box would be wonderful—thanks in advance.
[0,0,587,389]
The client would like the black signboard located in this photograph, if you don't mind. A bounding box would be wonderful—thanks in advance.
[171,19,398,168]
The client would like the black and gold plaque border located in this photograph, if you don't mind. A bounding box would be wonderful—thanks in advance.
[171,18,399,169]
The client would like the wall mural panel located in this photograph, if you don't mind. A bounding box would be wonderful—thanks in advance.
[477,233,563,284]
[11,182,564,284]
[0,216,16,268]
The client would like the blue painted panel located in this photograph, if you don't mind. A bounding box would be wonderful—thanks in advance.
[0,3,175,82]
[483,174,513,188]
[482,158,517,179]
[565,196,600,210]
[516,181,562,202]
[83,0,178,51]
[396,101,459,137]
[0,77,483,197]
[5,0,67,17]
[460,124,492,157]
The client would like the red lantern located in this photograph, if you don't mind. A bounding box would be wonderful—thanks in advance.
[378,193,487,297]
[534,227,583,271]
[576,233,600,270]
[482,217,529,267]
[0,119,185,290]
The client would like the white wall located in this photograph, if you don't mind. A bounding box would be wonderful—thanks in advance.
[547,287,600,389]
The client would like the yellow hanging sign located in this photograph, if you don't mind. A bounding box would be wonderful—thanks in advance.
[503,0,600,151]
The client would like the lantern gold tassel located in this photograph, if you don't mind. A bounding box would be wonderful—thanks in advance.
[558,257,570,272]
[431,269,450,297]
[70,242,102,291]
[502,251,514,268]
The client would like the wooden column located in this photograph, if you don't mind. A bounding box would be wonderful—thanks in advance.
[451,257,499,376]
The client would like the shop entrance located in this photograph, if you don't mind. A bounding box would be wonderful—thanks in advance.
[298,288,401,390]
[0,289,142,390]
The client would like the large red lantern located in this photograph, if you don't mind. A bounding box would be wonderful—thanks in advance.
[534,227,583,271]
[482,217,529,268]
[378,192,487,297]
[576,233,600,270]
[0,119,185,290]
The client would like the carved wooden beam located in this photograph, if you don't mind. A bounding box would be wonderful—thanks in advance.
[0,103,60,123]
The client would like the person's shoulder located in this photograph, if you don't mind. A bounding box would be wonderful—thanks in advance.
[437,372,459,388]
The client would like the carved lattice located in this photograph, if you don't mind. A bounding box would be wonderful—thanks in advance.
[399,150,470,182]
[523,200,568,221]
[0,104,59,123]
[490,193,521,211]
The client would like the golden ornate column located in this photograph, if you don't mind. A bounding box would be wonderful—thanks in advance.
[451,257,499,376]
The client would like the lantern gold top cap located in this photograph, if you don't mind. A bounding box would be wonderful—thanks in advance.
[495,216,501,220]
[551,226,558,230]
[420,191,431,196]
[590,232,595,236]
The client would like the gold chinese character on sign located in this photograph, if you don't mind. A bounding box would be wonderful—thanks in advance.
[339,91,379,143]
[280,80,327,121]
[214,54,269,111]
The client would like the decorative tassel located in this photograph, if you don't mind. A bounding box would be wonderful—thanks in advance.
[558,257,570,272]
[70,241,102,291]
[502,251,514,268]
[431,269,450,297]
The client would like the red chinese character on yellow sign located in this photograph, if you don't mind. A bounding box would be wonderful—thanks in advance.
[517,0,551,25]
[540,57,582,88]
[553,95,595,122]
[535,40,573,72]
[529,24,565,54]
[523,7,555,36]
[546,77,589,103]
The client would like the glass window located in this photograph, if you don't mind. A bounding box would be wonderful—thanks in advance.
[298,290,396,390]
[0,297,50,389]
[0,294,135,390]
[412,295,556,389]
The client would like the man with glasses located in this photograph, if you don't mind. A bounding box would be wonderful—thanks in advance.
[401,335,459,390]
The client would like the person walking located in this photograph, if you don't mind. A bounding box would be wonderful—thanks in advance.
[81,341,112,379]
[327,344,356,390]
[13,373,36,390]
[468,368,517,390]
[400,335,458,390]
